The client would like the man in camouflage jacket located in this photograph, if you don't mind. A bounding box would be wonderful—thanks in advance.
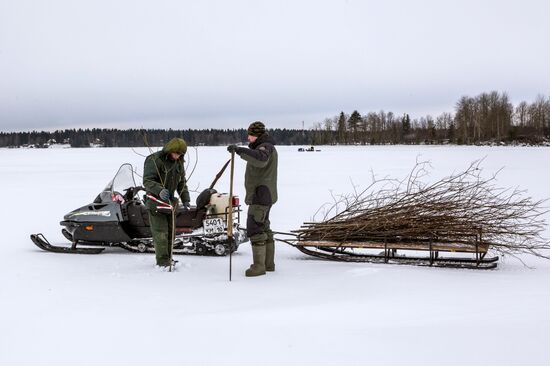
[228,121,278,277]
[143,137,190,267]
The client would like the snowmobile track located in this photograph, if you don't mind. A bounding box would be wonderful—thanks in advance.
[30,234,237,256]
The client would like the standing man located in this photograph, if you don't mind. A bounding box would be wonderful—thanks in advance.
[228,121,278,277]
[143,137,190,268]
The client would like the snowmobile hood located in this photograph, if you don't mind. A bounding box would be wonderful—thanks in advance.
[64,202,122,223]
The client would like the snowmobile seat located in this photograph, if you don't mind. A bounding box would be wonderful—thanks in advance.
[125,201,150,227]
[125,200,205,230]
[122,201,151,238]
[176,207,206,229]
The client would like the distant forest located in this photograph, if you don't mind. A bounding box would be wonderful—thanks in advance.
[1,91,549,147]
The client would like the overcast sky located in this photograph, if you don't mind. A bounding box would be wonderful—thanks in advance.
[1,0,549,132]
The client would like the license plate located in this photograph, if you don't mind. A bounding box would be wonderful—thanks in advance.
[203,218,225,235]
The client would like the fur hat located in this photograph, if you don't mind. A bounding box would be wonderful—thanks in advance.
[163,138,187,154]
[247,121,266,137]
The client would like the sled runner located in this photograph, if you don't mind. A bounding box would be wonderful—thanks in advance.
[279,232,499,269]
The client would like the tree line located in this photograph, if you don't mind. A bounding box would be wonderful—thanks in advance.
[1,91,549,148]
[0,128,313,148]
[311,92,550,145]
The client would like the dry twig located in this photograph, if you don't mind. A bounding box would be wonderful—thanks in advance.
[296,160,550,259]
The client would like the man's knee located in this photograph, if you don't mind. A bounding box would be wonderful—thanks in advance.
[247,204,270,239]
[250,232,268,244]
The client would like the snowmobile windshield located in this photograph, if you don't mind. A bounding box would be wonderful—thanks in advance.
[95,164,137,203]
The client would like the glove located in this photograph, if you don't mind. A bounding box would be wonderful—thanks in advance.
[159,188,170,201]
[227,144,239,153]
[182,201,191,210]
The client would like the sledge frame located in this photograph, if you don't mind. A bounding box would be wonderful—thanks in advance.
[287,228,498,269]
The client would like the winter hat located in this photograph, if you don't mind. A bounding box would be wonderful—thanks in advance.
[163,138,187,154]
[247,121,266,137]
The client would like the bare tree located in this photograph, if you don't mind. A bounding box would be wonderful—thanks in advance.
[515,101,529,127]
[436,112,453,140]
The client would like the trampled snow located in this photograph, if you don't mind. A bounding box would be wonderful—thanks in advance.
[1,145,549,366]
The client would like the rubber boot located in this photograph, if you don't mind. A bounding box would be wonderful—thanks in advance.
[265,238,275,272]
[245,244,266,277]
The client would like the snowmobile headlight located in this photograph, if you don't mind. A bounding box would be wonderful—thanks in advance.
[85,225,94,231]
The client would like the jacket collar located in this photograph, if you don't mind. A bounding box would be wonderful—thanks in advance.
[249,133,275,149]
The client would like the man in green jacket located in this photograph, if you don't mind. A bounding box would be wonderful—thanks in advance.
[228,121,278,277]
[143,138,190,268]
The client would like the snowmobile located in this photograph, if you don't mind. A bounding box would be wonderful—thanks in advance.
[31,163,248,256]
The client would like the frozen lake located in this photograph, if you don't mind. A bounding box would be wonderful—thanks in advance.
[1,145,549,366]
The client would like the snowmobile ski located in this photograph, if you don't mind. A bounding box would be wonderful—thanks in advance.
[30,233,105,254]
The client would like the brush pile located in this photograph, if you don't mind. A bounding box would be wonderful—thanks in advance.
[294,161,550,259]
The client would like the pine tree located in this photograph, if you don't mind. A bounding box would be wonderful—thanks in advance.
[348,110,361,144]
[401,113,411,142]
[337,112,347,144]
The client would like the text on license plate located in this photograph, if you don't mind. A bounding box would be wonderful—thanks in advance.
[203,218,225,234]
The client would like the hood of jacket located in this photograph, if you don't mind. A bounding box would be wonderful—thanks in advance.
[162,138,187,155]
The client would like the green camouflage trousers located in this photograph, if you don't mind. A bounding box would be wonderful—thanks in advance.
[148,210,175,266]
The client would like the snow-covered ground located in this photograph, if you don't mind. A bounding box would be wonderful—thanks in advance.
[1,145,549,366]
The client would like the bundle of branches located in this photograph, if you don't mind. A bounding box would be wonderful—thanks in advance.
[295,160,550,259]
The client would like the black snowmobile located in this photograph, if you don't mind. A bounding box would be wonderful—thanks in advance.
[31,163,248,255]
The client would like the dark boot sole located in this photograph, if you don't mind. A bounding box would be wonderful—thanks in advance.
[245,270,266,277]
